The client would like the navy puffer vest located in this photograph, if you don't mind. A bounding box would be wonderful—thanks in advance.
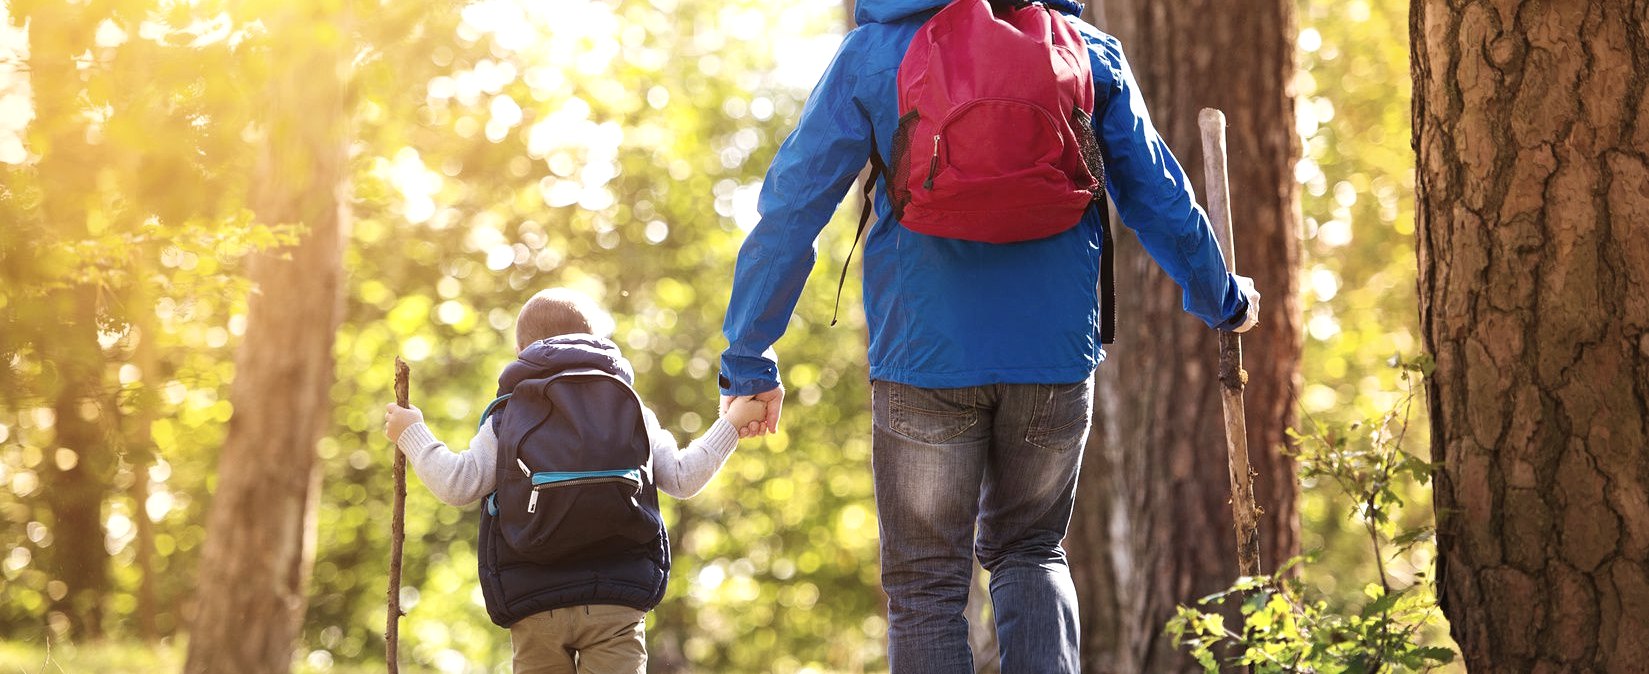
[476,335,669,627]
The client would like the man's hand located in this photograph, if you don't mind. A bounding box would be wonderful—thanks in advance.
[721,386,784,438]
[384,403,424,445]
[1231,275,1261,334]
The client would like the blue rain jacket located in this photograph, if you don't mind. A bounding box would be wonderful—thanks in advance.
[720,0,1252,395]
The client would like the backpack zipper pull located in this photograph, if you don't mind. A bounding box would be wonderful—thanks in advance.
[527,488,539,513]
[924,134,940,190]
[516,458,531,477]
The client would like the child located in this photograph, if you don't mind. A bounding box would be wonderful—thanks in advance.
[384,287,764,673]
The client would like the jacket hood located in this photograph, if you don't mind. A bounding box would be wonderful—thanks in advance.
[499,334,634,395]
[854,0,1085,25]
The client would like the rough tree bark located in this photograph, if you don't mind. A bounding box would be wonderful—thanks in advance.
[181,6,351,673]
[25,0,113,640]
[1065,1,1302,672]
[1413,1,1649,671]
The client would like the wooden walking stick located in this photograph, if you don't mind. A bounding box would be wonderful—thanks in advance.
[387,357,410,672]
[1198,108,1263,578]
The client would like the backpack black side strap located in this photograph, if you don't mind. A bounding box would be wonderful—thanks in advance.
[831,138,888,327]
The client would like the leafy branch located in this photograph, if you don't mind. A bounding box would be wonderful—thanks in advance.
[1167,355,1454,673]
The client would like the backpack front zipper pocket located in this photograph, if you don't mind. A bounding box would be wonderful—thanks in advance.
[514,458,643,514]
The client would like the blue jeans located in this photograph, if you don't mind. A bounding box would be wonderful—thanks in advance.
[871,378,1093,674]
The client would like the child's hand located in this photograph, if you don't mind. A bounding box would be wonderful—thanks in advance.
[723,396,767,431]
[383,403,425,444]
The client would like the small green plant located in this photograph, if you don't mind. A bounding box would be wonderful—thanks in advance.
[1167,356,1456,673]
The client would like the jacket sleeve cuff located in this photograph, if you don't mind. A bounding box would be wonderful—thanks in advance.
[396,422,442,460]
[1215,297,1250,331]
[719,347,781,396]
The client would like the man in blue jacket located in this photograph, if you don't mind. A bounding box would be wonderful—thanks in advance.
[718,0,1260,669]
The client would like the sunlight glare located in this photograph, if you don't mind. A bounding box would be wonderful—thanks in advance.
[385,147,443,224]
[732,183,763,231]
[1298,27,1322,53]
[1308,310,1342,341]
[94,19,128,48]
[1310,267,1340,301]
[1318,217,1352,247]
[105,511,135,555]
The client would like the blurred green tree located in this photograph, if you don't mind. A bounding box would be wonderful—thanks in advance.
[183,0,353,671]
[2,0,270,646]
[16,0,114,640]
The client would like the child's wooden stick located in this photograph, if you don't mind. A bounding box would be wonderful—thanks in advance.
[1198,108,1263,578]
[387,357,410,672]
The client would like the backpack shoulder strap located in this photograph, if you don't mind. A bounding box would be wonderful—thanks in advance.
[832,136,886,327]
[1098,196,1115,344]
[481,368,645,427]
[478,393,514,429]
[540,368,646,411]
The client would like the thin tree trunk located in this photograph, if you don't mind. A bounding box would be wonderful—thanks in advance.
[124,261,165,643]
[1413,1,1649,670]
[41,287,108,641]
[130,443,159,642]
[181,5,351,672]
[26,0,112,641]
[1068,1,1302,672]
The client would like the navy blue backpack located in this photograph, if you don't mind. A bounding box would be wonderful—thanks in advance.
[475,336,669,626]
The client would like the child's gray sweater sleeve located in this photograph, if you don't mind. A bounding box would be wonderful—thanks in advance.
[644,407,739,499]
[395,422,497,507]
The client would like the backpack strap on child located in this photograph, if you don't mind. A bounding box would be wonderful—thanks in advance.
[477,394,514,516]
[478,393,513,429]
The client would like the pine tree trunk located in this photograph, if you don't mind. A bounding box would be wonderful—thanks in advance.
[41,284,108,641]
[1413,1,1649,670]
[181,6,351,673]
[27,1,112,641]
[1067,1,1302,671]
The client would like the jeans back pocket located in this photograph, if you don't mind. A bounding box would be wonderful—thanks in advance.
[882,382,980,445]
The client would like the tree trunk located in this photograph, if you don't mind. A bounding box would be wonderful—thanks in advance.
[41,286,109,642]
[181,6,351,673]
[1413,1,1649,671]
[123,259,166,643]
[26,0,112,641]
[1066,1,1302,672]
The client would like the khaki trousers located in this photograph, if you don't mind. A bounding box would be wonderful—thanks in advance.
[509,604,647,673]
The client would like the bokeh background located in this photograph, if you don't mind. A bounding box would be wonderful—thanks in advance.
[0,0,1435,671]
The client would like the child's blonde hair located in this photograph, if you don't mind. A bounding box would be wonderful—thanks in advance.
[515,288,614,350]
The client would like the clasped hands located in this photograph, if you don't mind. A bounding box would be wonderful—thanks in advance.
[721,387,784,439]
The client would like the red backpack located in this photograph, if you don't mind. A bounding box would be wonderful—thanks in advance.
[889,0,1105,242]
[835,0,1115,342]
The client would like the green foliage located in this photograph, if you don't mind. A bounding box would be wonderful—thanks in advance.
[1168,362,1455,673]
[1169,572,1454,674]
[1289,0,1450,642]
[0,638,440,674]
[0,638,183,674]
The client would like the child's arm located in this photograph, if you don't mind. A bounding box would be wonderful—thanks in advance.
[384,403,496,507]
[645,396,765,499]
